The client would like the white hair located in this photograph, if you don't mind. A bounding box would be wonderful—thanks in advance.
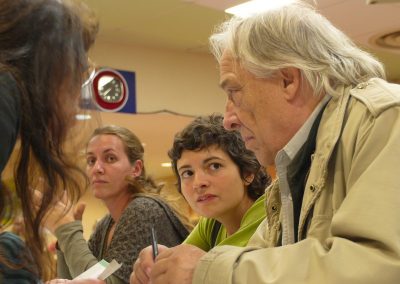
[209,1,385,97]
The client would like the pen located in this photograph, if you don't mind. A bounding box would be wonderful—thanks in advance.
[151,226,158,260]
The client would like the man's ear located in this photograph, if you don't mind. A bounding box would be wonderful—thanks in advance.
[280,67,301,101]
[131,159,143,177]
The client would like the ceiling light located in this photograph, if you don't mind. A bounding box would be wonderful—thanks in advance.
[225,0,295,17]
[161,162,171,168]
[366,0,400,4]
[75,114,92,120]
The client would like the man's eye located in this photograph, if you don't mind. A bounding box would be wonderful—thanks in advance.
[226,88,241,104]
[227,89,237,98]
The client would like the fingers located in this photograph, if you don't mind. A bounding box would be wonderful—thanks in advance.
[148,247,174,283]
[130,270,147,284]
[46,279,105,284]
[73,202,86,220]
[45,279,70,284]
[131,246,156,284]
[155,244,169,256]
[73,280,105,284]
[149,244,206,284]
[132,245,204,284]
[153,245,172,261]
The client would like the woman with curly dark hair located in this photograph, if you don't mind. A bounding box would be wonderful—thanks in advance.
[130,114,270,284]
[169,113,270,250]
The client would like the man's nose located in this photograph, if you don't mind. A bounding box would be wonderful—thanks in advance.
[223,100,240,130]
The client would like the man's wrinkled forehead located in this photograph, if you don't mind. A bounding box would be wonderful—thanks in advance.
[219,50,242,88]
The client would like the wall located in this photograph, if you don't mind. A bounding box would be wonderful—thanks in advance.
[89,40,226,116]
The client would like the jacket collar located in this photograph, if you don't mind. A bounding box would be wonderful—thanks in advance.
[298,83,352,239]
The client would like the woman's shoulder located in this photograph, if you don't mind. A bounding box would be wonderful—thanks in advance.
[89,214,112,237]
[124,196,184,226]
[253,194,266,207]
[0,231,24,249]
[240,194,267,228]
[0,72,17,90]
[128,195,169,211]
[0,72,19,104]
[121,196,189,240]
[0,232,40,283]
[0,72,21,173]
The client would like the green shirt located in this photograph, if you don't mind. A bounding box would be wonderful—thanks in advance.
[184,194,266,251]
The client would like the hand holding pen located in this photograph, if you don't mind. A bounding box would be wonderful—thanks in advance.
[130,229,170,284]
[151,226,158,261]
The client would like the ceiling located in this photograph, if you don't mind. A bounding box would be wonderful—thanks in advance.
[80,0,400,179]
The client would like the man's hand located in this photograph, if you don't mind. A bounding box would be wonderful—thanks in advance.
[149,244,206,284]
[45,279,105,284]
[130,244,168,284]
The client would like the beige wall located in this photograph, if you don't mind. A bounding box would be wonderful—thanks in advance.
[89,40,225,115]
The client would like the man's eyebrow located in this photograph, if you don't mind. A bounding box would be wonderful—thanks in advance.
[219,77,231,90]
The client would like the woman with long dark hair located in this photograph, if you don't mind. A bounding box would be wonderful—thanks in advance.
[0,0,98,281]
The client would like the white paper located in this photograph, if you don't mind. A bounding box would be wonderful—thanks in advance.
[74,259,121,280]
[98,259,122,280]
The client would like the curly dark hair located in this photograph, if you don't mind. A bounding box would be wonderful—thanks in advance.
[168,113,270,200]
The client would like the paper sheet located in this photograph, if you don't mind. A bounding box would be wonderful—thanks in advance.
[74,259,122,280]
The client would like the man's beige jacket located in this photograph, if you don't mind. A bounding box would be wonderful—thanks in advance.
[194,78,400,284]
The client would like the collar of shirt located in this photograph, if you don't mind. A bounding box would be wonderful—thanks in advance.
[274,94,331,245]
[279,94,331,163]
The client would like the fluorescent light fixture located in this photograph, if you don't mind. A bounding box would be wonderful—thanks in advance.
[75,114,92,120]
[161,162,172,168]
[226,0,295,17]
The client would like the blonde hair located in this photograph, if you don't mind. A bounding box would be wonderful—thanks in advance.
[88,125,194,230]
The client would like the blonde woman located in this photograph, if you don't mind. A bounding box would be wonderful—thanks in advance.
[44,126,191,284]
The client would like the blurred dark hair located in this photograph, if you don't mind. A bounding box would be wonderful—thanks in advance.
[168,114,270,200]
[0,0,98,279]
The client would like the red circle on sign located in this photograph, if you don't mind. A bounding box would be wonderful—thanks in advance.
[92,68,129,112]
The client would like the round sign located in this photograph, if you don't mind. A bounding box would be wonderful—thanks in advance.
[92,68,129,112]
